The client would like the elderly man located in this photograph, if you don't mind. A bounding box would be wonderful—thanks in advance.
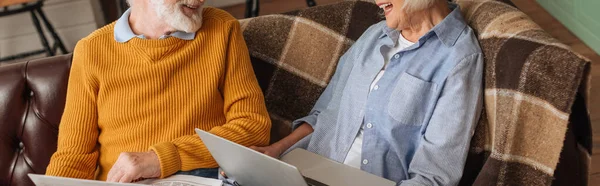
[45,0,271,183]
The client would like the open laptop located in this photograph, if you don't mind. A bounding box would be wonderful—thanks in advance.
[195,129,396,186]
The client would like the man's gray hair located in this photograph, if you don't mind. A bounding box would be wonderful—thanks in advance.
[402,0,442,13]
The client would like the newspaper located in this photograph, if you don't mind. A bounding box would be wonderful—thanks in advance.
[28,174,223,186]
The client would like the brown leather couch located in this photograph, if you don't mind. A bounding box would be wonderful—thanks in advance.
[0,55,71,186]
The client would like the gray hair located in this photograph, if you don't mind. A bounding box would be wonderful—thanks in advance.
[402,0,441,13]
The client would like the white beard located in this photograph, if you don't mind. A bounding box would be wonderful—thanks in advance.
[150,0,204,33]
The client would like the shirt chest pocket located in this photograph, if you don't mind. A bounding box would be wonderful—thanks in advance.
[387,72,437,126]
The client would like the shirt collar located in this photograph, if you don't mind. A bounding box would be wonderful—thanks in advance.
[379,3,467,47]
[114,9,196,43]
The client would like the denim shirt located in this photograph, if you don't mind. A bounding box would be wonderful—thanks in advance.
[286,4,484,186]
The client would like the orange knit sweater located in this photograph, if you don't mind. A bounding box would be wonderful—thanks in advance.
[45,8,271,180]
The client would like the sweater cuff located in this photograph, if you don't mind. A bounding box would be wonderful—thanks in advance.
[149,142,181,178]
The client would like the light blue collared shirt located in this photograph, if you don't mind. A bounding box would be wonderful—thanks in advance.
[114,9,196,42]
[286,3,484,186]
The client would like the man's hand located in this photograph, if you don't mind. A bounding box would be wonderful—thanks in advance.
[106,151,161,183]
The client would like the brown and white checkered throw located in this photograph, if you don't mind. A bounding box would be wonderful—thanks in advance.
[455,0,592,185]
[239,1,592,185]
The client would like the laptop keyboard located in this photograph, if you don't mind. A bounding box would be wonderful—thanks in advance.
[303,176,328,186]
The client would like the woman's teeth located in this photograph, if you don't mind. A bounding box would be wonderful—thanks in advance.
[379,3,393,14]
[379,3,392,10]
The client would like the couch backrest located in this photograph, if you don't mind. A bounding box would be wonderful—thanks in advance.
[0,55,72,186]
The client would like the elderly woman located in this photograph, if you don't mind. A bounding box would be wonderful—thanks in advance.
[252,0,483,185]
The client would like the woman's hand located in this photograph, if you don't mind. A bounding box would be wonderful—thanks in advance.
[250,144,285,158]
[250,123,314,158]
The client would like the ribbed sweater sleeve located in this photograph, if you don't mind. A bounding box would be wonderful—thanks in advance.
[46,39,100,179]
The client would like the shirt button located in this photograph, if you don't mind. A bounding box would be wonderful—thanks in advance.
[366,123,373,128]
[373,85,379,90]
[394,54,400,59]
[362,159,369,165]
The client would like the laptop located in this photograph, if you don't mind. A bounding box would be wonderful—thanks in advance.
[195,129,396,186]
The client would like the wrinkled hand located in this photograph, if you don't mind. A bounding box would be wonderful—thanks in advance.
[106,151,161,183]
[250,144,284,158]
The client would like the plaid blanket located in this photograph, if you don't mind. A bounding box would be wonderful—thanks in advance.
[454,0,592,185]
[239,1,592,185]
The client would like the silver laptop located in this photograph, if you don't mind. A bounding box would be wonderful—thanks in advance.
[195,129,395,186]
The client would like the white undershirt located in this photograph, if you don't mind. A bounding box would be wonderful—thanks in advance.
[343,33,415,169]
